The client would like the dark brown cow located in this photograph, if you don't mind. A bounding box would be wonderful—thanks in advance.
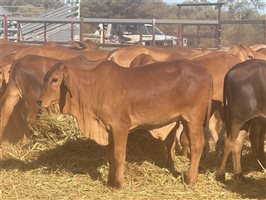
[249,118,266,169]
[216,59,266,182]
[38,59,213,188]
[0,55,102,143]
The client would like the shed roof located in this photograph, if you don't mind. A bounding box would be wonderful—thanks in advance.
[0,6,11,16]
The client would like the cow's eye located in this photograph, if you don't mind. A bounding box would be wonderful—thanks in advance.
[51,78,58,83]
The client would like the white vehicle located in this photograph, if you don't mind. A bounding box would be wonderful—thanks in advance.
[88,23,187,46]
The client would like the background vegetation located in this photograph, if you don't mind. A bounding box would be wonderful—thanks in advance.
[0,0,265,47]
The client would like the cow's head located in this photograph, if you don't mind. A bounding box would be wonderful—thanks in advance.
[0,52,15,87]
[38,63,71,111]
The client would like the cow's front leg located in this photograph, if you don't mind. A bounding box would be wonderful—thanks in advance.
[107,143,115,187]
[107,125,129,189]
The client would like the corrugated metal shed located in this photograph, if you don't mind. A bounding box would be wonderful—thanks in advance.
[0,6,11,16]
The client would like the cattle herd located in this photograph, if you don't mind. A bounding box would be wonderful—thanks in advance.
[0,39,265,189]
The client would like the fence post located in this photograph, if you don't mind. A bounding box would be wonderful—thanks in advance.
[152,18,155,46]
[80,17,84,42]
[217,4,222,49]
[44,23,47,42]
[264,19,266,44]
[139,24,143,45]
[17,22,21,42]
[180,25,183,46]
[71,22,74,41]
[3,15,8,41]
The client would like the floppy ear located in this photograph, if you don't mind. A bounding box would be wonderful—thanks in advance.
[58,64,72,112]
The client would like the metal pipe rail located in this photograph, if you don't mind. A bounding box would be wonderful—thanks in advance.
[1,16,265,46]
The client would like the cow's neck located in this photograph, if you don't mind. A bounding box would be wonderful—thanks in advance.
[62,68,109,146]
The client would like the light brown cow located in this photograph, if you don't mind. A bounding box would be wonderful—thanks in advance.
[257,48,266,56]
[129,51,241,157]
[38,59,213,188]
[227,45,266,61]
[249,44,266,51]
[108,45,185,67]
[12,45,110,62]
[130,53,156,67]
[0,55,102,144]
[109,44,215,68]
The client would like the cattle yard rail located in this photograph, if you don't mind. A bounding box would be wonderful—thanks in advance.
[1,16,265,48]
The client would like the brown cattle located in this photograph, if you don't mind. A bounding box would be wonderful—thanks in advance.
[12,45,109,62]
[227,45,266,61]
[129,51,241,156]
[69,39,99,50]
[249,118,266,169]
[194,51,241,102]
[38,59,213,188]
[175,52,242,156]
[108,45,185,67]
[0,44,108,90]
[109,45,214,68]
[0,40,29,61]
[249,44,266,51]
[257,48,266,55]
[216,59,266,182]
[0,55,102,143]
[0,41,30,82]
[130,53,156,67]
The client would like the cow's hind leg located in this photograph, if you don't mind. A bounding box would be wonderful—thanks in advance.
[231,130,247,181]
[216,121,243,182]
[250,120,266,169]
[165,125,178,174]
[185,123,205,185]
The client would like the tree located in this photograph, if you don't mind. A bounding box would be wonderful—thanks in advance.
[219,0,265,45]
[80,0,172,19]
[0,0,64,16]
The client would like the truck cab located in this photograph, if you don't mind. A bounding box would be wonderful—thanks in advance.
[88,23,187,46]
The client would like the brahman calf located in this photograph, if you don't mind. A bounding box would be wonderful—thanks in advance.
[38,60,213,189]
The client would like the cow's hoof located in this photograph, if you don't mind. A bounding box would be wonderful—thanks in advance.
[216,173,225,183]
[233,173,245,182]
[184,174,196,185]
[108,182,124,190]
[172,170,182,178]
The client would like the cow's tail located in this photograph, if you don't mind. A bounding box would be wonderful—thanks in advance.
[223,75,231,137]
[203,77,213,158]
[206,78,213,133]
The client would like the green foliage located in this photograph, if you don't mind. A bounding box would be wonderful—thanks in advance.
[0,0,64,15]
[80,0,171,19]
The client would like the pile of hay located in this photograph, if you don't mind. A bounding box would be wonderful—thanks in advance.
[30,107,82,145]
[0,109,265,199]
